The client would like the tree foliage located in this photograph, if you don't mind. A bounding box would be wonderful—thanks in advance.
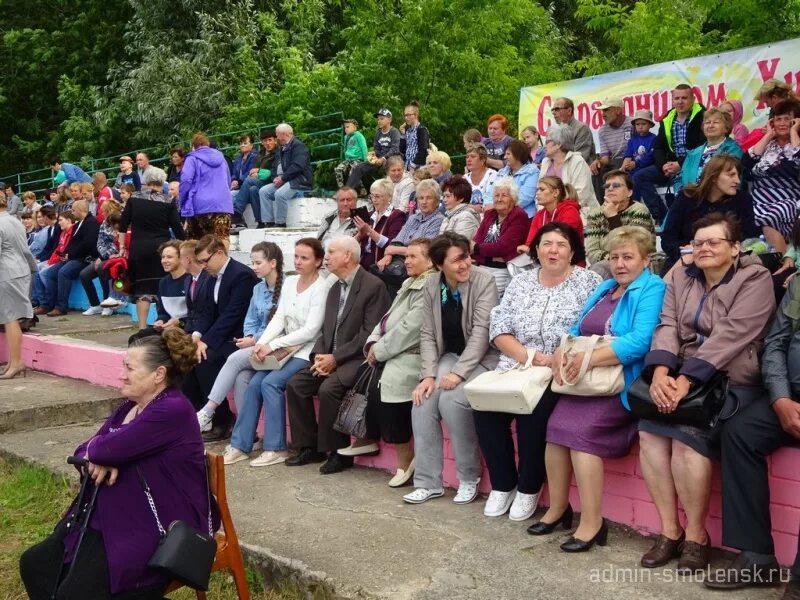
[1,0,800,178]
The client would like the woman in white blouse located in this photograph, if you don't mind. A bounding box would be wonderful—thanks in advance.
[475,222,601,522]
[223,238,332,466]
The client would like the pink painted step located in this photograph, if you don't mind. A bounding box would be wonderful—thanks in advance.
[3,330,798,566]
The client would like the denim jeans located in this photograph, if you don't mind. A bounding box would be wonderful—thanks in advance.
[31,262,50,306]
[208,346,256,407]
[230,356,309,453]
[632,165,673,223]
[258,182,303,225]
[233,176,263,222]
[42,259,84,310]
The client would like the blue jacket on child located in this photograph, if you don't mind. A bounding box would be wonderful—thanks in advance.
[624,132,657,174]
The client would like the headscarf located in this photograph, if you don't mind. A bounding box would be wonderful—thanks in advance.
[725,100,750,146]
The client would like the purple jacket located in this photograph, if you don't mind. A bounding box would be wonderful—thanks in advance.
[65,388,219,594]
[179,146,233,217]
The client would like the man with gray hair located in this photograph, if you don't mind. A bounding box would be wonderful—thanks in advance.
[551,97,595,163]
[317,186,358,246]
[258,123,313,227]
[285,235,390,474]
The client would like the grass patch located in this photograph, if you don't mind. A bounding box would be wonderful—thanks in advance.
[0,456,303,599]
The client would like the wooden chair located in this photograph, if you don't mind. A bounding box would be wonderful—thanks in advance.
[165,452,250,600]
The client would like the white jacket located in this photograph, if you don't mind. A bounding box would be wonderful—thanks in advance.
[540,151,598,214]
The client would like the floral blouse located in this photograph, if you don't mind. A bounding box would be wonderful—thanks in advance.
[489,266,602,371]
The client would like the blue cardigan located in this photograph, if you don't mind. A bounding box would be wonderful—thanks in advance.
[677,137,742,192]
[569,268,666,409]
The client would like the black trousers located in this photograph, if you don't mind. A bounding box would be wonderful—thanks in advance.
[286,361,362,453]
[19,523,164,600]
[472,387,559,494]
[345,162,378,190]
[79,262,111,307]
[721,400,800,576]
[181,346,233,429]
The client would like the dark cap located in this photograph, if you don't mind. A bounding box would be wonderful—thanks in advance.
[260,127,276,139]
[373,108,392,118]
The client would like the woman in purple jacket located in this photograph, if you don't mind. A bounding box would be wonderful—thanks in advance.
[180,131,234,240]
[20,329,219,600]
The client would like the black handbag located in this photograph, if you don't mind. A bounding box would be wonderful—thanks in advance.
[137,462,217,590]
[333,363,377,438]
[628,369,731,429]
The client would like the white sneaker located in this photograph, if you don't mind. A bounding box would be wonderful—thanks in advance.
[484,489,516,517]
[509,490,540,521]
[101,308,114,316]
[403,488,445,504]
[196,410,214,433]
[250,450,288,467]
[223,447,249,465]
[453,479,480,504]
[100,298,121,308]
[82,306,103,316]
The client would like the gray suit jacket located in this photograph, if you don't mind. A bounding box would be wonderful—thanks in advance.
[419,267,499,381]
[0,212,36,282]
[312,266,391,386]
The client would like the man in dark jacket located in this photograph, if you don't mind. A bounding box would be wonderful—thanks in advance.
[705,278,800,599]
[257,123,313,228]
[632,84,706,224]
[38,199,99,316]
[232,128,278,228]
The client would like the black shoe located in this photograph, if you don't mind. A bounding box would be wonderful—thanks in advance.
[560,519,608,553]
[256,222,268,229]
[319,453,353,475]
[285,447,326,466]
[263,221,276,228]
[231,213,246,226]
[704,552,783,590]
[274,223,287,228]
[201,424,230,442]
[527,504,574,536]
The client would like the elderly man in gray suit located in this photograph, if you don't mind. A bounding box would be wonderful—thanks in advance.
[285,236,391,474]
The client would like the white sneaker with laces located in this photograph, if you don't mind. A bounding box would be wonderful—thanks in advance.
[100,298,121,308]
[101,308,114,316]
[250,450,288,467]
[223,447,249,465]
[484,489,516,517]
[403,488,445,504]
[509,490,540,521]
[82,306,103,316]
[453,479,480,504]
[196,410,214,433]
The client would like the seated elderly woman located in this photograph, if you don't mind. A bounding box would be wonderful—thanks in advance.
[517,176,583,257]
[535,226,666,552]
[338,239,437,486]
[475,222,600,521]
[372,179,444,297]
[465,144,498,209]
[584,170,655,272]
[661,155,758,275]
[404,232,498,505]
[20,330,219,599]
[426,150,454,185]
[677,108,742,193]
[540,124,598,214]
[743,99,800,253]
[487,140,539,216]
[470,176,530,297]
[439,176,481,239]
[484,114,514,170]
[385,155,415,212]
[637,213,774,573]
[211,239,329,467]
[354,178,407,269]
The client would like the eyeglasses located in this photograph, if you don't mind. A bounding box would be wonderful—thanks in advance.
[551,106,568,114]
[370,193,386,200]
[603,182,626,190]
[197,250,219,265]
[403,113,415,117]
[689,238,732,249]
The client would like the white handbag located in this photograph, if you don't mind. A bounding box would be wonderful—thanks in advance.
[550,334,624,396]
[464,349,553,414]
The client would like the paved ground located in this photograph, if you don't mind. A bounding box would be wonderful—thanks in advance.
[0,420,785,600]
[27,312,138,348]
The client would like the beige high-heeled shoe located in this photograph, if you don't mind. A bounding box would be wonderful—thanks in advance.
[0,365,27,380]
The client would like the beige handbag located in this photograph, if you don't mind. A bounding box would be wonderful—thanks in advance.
[551,334,624,396]
[249,345,301,371]
[464,349,553,414]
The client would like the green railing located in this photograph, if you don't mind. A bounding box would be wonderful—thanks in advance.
[3,112,345,198]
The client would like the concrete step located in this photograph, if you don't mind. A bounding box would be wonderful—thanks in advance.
[0,422,786,600]
[0,371,123,433]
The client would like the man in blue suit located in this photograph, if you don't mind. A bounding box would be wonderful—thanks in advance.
[183,235,258,440]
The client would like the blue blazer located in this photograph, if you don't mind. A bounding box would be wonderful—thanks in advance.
[183,271,215,337]
[203,258,258,351]
[569,268,667,409]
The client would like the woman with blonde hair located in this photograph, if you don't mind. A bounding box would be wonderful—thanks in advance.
[426,150,453,185]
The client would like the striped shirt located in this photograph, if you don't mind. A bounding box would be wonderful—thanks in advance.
[598,116,633,160]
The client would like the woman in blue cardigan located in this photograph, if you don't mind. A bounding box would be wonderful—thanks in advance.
[529,226,666,552]
[676,108,742,193]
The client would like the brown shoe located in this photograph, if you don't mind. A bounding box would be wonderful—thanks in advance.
[641,532,685,568]
[46,308,66,317]
[33,306,51,316]
[677,534,711,574]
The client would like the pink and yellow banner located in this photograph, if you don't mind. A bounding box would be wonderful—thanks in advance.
[519,38,800,138]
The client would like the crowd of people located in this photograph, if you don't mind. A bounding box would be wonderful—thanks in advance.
[2,78,800,599]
